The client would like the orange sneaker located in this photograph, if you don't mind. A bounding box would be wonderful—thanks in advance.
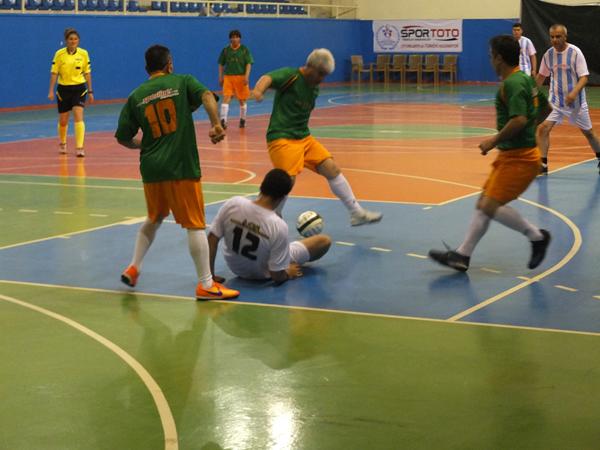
[196,281,239,300]
[121,265,139,287]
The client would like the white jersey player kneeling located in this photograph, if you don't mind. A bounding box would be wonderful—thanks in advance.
[208,169,331,285]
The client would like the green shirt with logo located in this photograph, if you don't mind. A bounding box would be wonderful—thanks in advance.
[218,45,254,75]
[266,67,319,142]
[115,73,207,183]
[496,70,547,150]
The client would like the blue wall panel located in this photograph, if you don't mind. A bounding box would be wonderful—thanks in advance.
[0,14,365,108]
[0,14,519,108]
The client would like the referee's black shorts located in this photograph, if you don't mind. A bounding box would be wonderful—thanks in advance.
[56,83,88,113]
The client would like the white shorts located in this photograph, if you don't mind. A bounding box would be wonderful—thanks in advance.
[290,241,310,265]
[547,104,593,130]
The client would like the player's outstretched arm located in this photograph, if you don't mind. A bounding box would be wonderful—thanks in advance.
[201,91,225,144]
[207,232,225,282]
[252,75,272,102]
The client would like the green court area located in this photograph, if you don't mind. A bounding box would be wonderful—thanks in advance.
[311,124,496,140]
[1,283,600,449]
[0,174,257,247]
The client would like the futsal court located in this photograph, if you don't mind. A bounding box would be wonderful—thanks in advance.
[2,83,600,449]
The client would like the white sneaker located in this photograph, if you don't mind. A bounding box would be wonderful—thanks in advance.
[76,149,85,158]
[350,209,383,226]
[59,143,67,154]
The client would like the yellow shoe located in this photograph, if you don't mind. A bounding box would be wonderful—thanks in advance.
[121,265,139,287]
[196,281,239,300]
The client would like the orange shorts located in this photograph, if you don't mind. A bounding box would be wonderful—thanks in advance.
[143,179,206,229]
[223,75,250,100]
[268,135,332,176]
[483,147,541,204]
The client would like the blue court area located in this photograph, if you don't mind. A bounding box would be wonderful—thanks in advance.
[2,159,600,333]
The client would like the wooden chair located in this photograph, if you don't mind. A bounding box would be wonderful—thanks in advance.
[388,54,406,84]
[405,54,422,85]
[351,55,372,83]
[422,54,439,86]
[439,54,458,85]
[370,54,390,83]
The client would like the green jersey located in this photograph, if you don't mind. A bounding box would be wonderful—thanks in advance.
[218,45,254,75]
[115,73,207,183]
[266,67,318,142]
[495,70,547,150]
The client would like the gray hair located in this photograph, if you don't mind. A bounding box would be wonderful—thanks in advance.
[550,23,567,35]
[306,48,335,74]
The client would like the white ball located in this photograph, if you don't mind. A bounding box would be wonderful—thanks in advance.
[296,210,324,237]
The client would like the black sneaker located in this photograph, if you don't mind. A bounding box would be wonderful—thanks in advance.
[239,118,246,128]
[220,119,228,130]
[540,163,548,175]
[528,229,551,269]
[428,248,470,272]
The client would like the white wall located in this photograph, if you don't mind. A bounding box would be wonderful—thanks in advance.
[354,0,598,20]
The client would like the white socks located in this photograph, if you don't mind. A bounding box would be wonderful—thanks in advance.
[131,218,162,269]
[457,206,544,257]
[493,205,544,241]
[240,104,247,120]
[457,209,490,256]
[328,174,361,213]
[220,103,229,122]
[187,229,213,289]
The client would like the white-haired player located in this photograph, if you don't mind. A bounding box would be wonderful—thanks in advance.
[536,24,600,174]
[252,49,383,226]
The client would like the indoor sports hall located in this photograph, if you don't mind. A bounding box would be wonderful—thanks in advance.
[2,0,600,449]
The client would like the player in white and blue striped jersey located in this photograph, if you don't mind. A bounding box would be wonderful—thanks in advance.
[512,23,537,76]
[535,24,600,174]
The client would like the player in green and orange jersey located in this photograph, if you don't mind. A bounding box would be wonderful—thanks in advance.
[252,48,383,227]
[218,29,254,129]
[115,44,239,300]
[429,35,552,272]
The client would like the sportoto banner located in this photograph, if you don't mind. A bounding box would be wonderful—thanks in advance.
[373,20,463,53]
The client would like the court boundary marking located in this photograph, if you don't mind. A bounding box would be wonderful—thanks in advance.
[0,292,178,450]
[2,279,600,339]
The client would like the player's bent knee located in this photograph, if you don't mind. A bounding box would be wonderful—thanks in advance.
[306,234,332,261]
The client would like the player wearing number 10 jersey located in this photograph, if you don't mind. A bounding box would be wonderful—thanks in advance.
[208,169,331,284]
[115,44,239,300]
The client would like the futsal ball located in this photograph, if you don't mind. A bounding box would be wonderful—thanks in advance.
[296,211,324,237]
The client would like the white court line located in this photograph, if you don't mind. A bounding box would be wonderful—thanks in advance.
[371,247,392,252]
[335,241,356,247]
[406,253,427,259]
[481,268,502,274]
[0,292,178,450]
[554,285,578,293]
[2,279,600,339]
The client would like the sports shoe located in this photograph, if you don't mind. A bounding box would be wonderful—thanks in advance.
[196,281,240,301]
[540,163,548,175]
[76,148,85,158]
[597,159,600,175]
[350,209,383,226]
[239,118,246,128]
[428,247,470,272]
[59,143,67,154]
[220,118,228,130]
[121,265,140,287]
[528,229,551,269]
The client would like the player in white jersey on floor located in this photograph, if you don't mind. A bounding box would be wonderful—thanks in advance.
[535,24,600,174]
[208,169,331,285]
[512,23,537,76]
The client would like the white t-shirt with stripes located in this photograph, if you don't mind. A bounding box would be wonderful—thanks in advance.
[518,36,536,75]
[539,43,589,109]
